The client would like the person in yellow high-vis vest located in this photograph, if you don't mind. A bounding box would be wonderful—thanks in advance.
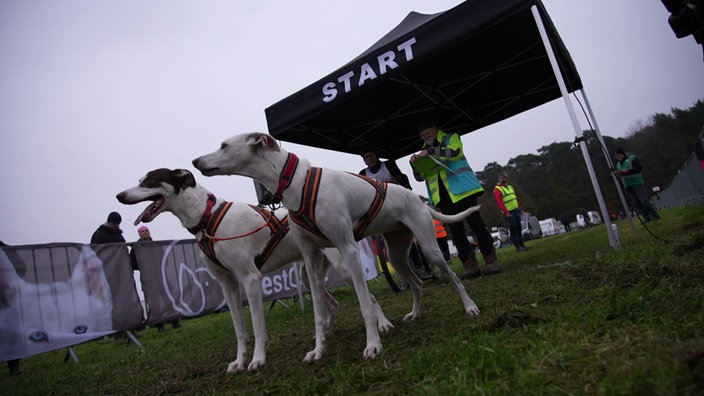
[410,122,499,279]
[493,172,531,252]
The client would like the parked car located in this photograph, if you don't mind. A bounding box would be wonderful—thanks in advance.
[521,213,542,240]
[576,211,602,228]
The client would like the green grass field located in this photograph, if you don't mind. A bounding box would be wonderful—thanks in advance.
[3,205,703,395]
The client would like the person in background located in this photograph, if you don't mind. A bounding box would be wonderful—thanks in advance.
[579,208,592,227]
[493,172,531,252]
[359,146,411,189]
[129,225,151,271]
[359,146,419,275]
[433,218,452,263]
[560,214,572,232]
[614,147,661,222]
[130,226,182,332]
[90,212,129,339]
[410,121,500,279]
[91,211,126,244]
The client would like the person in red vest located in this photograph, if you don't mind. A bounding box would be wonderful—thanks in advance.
[493,172,531,252]
[433,218,451,263]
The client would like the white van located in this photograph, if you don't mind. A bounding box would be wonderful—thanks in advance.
[539,218,561,236]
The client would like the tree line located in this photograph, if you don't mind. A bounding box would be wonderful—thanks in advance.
[473,99,704,228]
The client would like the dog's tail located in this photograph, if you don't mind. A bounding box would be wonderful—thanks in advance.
[427,205,481,223]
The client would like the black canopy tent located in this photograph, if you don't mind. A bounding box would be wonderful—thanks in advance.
[265,0,625,250]
[265,0,582,160]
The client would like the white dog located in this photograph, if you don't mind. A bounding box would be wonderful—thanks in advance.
[116,168,392,373]
[192,132,480,363]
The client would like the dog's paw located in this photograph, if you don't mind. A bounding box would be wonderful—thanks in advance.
[363,343,382,360]
[247,359,265,371]
[226,360,247,373]
[402,312,420,322]
[466,307,480,316]
[378,320,394,333]
[465,303,481,316]
[303,349,323,363]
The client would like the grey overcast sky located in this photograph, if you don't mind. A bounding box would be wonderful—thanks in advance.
[1,1,702,245]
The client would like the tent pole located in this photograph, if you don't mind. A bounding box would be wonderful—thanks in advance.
[578,88,638,234]
[531,6,620,251]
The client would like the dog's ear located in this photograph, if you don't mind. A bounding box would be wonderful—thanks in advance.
[171,169,196,193]
[251,132,280,152]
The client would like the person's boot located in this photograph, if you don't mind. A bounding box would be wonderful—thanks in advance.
[516,242,532,252]
[459,250,481,280]
[482,248,501,275]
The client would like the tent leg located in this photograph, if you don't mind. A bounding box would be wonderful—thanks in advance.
[578,88,638,234]
[531,5,620,250]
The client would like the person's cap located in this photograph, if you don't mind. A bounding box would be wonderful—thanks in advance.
[138,226,149,233]
[416,120,437,134]
[107,211,122,224]
[614,147,626,155]
[498,172,507,178]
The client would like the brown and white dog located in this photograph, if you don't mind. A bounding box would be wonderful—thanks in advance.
[116,168,392,373]
[192,132,481,363]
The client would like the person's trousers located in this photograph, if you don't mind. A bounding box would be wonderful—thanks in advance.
[507,209,523,246]
[625,184,659,220]
[436,194,493,261]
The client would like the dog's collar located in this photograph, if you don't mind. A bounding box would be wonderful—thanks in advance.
[187,193,217,234]
[271,153,299,204]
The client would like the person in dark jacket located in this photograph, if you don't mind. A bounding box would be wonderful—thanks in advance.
[91,212,126,244]
[90,212,130,340]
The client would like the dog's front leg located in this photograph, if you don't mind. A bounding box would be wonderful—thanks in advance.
[300,263,338,334]
[300,248,328,363]
[337,241,382,360]
[218,275,249,373]
[241,273,267,371]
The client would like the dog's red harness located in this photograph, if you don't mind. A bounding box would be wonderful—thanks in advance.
[350,173,388,240]
[249,205,290,269]
[289,168,388,241]
[289,167,325,239]
[188,194,289,270]
[187,193,217,234]
[271,153,299,204]
[195,199,233,270]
